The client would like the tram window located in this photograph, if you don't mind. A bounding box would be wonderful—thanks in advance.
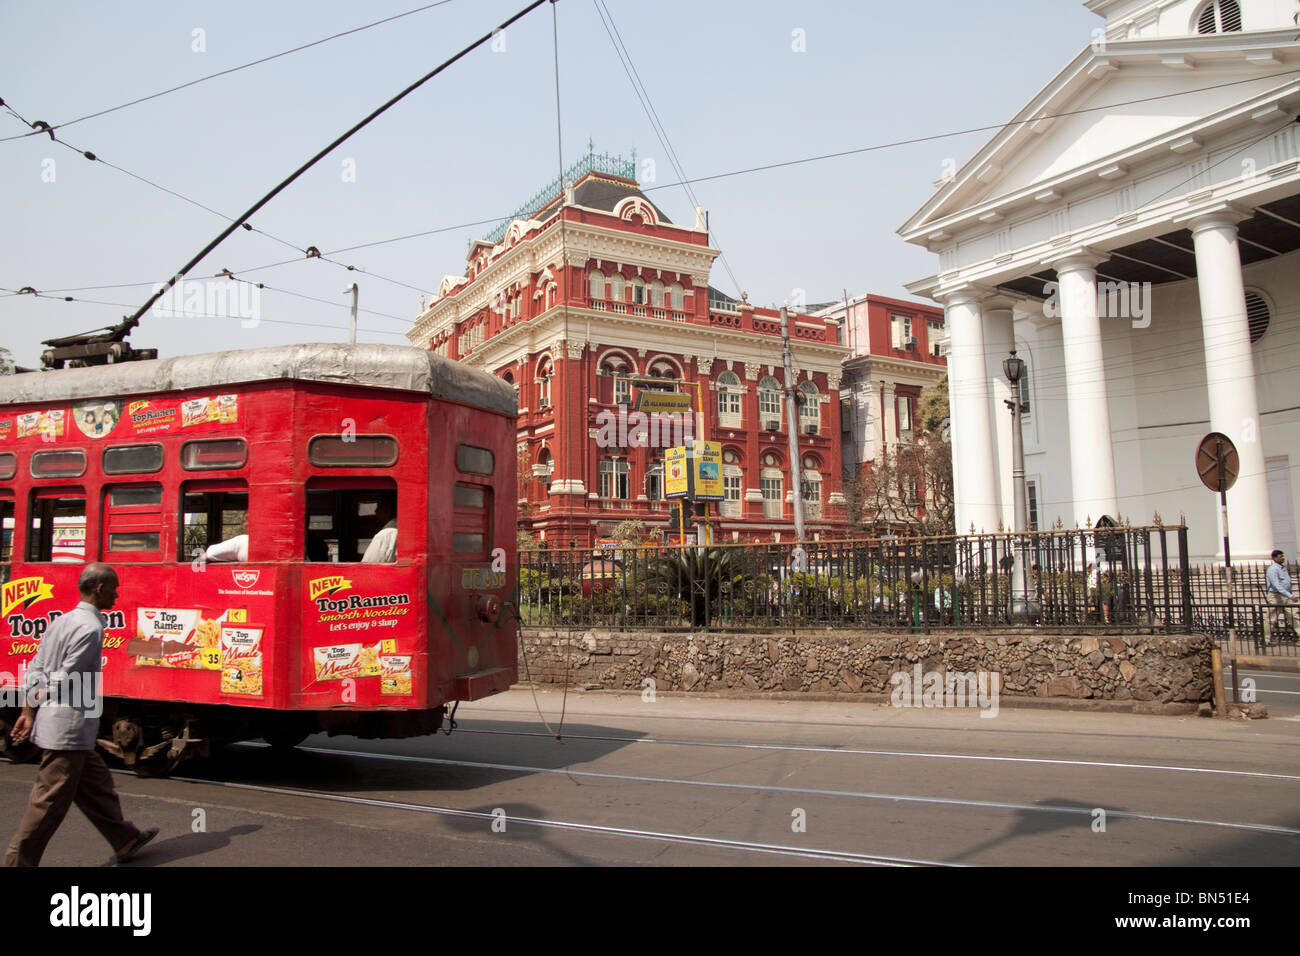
[30,449,87,479]
[452,482,491,557]
[305,482,398,563]
[27,491,88,564]
[308,435,398,468]
[456,444,494,476]
[104,484,163,557]
[1,496,14,564]
[0,454,15,481]
[103,443,164,475]
[180,485,248,561]
[181,438,247,471]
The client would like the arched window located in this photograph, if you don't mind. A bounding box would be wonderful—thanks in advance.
[669,283,684,311]
[1196,0,1241,33]
[801,469,822,519]
[589,271,605,300]
[609,272,626,303]
[717,371,742,424]
[649,280,665,308]
[630,276,646,306]
[758,376,782,421]
[537,359,553,409]
[798,380,820,425]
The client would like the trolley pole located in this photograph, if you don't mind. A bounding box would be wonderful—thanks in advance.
[345,283,359,344]
[780,305,806,545]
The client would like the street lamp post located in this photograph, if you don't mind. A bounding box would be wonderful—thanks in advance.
[1003,349,1040,625]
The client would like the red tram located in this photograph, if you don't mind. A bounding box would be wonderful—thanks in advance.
[0,343,518,774]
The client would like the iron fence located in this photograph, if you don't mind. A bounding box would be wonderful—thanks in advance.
[516,524,1195,633]
[1184,562,1300,657]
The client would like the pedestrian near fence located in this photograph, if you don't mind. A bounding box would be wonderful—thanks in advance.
[4,564,158,867]
[1266,549,1297,644]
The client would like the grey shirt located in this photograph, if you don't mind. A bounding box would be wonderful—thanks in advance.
[24,601,104,751]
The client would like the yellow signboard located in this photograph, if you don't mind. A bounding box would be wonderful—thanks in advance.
[693,440,724,501]
[634,390,693,414]
[665,446,690,498]
[664,441,723,500]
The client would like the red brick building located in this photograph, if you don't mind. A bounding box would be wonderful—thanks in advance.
[408,151,850,546]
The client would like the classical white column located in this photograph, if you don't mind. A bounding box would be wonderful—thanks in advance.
[1189,208,1273,560]
[1050,251,1118,528]
[936,288,1001,534]
[982,299,1017,532]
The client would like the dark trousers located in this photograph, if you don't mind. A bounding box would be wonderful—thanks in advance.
[4,749,142,867]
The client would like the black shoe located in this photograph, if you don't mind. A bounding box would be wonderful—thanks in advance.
[113,827,158,864]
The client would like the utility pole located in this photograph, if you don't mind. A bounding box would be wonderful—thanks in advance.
[780,304,806,544]
[345,283,359,344]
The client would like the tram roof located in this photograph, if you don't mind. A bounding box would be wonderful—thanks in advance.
[0,343,517,417]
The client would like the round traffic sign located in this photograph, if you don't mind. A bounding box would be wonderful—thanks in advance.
[1196,431,1239,493]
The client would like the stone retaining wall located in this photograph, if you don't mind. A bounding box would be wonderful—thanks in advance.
[519,629,1213,705]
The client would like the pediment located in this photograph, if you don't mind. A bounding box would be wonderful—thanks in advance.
[900,29,1300,241]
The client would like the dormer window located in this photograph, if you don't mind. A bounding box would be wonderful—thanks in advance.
[1196,0,1241,33]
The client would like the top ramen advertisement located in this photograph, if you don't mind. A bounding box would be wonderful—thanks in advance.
[0,394,239,443]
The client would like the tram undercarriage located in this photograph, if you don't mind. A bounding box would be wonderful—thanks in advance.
[0,701,447,777]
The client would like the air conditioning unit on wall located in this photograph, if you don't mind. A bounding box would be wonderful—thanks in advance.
[803,424,818,436]
[763,419,780,431]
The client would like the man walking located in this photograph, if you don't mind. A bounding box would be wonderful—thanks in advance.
[1266,549,1297,644]
[4,564,158,867]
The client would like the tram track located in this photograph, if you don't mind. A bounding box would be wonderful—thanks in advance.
[450,728,1300,783]
[183,741,1300,840]
[129,768,953,867]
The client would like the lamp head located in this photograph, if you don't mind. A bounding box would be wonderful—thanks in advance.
[1003,348,1024,384]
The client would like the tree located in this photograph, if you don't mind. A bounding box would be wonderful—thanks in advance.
[0,346,14,376]
[846,376,953,537]
[611,519,646,545]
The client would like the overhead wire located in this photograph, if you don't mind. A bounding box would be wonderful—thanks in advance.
[0,0,458,143]
[125,66,1300,288]
[1,282,408,337]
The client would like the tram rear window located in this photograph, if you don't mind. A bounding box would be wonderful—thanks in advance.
[456,444,494,475]
[180,485,248,561]
[0,453,15,481]
[305,483,398,562]
[181,438,247,471]
[308,435,398,467]
[452,482,490,556]
[30,449,87,478]
[103,443,164,475]
[27,492,87,564]
[0,496,13,563]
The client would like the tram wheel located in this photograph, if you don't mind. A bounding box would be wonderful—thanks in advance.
[132,750,184,778]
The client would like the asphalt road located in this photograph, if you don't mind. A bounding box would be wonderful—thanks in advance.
[1,689,1297,867]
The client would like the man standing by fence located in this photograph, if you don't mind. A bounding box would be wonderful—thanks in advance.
[1266,549,1297,644]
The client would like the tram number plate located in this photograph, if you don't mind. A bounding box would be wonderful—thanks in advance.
[201,649,222,670]
[462,568,506,590]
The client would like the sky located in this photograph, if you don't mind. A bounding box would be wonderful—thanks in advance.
[0,0,1100,368]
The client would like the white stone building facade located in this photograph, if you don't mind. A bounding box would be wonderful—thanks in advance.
[900,0,1300,561]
